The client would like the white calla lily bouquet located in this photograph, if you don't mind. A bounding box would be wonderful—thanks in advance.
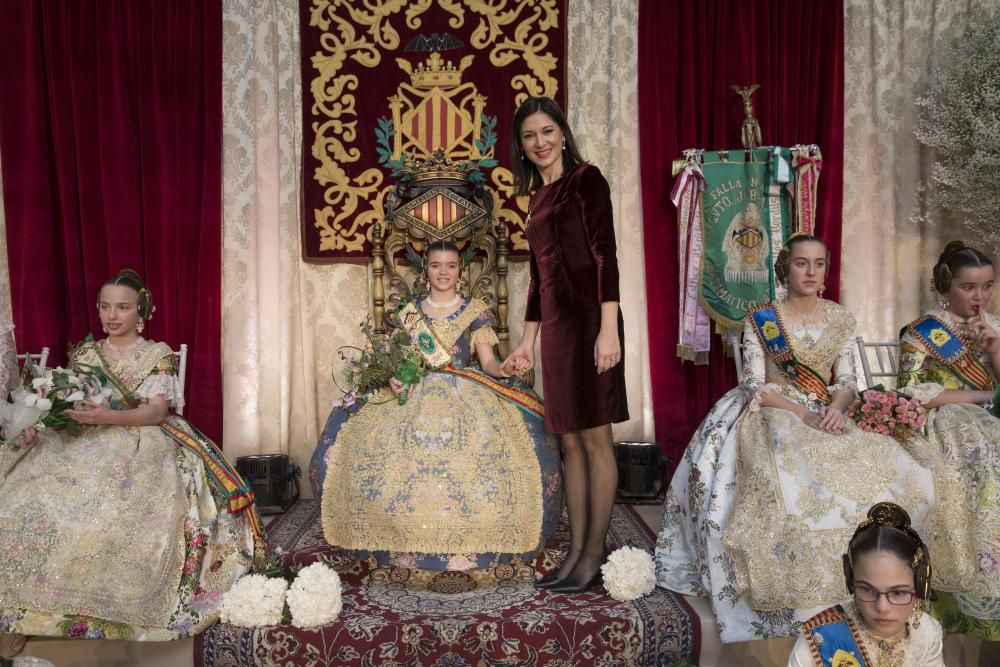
[0,358,115,447]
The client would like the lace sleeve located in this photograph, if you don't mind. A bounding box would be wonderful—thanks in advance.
[741,320,780,411]
[470,325,500,351]
[134,354,184,411]
[831,337,859,393]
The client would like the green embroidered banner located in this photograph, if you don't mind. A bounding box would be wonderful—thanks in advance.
[698,148,792,329]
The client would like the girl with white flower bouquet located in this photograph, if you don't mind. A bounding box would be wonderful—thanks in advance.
[655,235,947,643]
[0,357,118,448]
[0,269,266,645]
[311,240,562,572]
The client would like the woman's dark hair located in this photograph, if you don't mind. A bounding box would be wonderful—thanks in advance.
[509,96,586,196]
[101,268,155,320]
[774,234,830,287]
[932,240,994,294]
[843,502,932,600]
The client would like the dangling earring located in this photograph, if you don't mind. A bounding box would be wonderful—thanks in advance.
[562,140,566,152]
[137,319,145,334]
[938,295,950,310]
[818,285,825,299]
[102,325,108,334]
[521,151,526,160]
[910,599,923,629]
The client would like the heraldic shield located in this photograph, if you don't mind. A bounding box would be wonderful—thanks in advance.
[367,47,518,358]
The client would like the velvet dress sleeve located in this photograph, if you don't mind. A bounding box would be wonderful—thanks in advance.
[525,249,542,322]
[577,166,620,304]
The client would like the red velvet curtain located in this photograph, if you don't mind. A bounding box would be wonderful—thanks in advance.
[638,0,844,468]
[0,0,224,442]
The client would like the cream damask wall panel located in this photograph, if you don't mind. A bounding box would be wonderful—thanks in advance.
[567,0,653,441]
[222,0,371,483]
[841,0,995,341]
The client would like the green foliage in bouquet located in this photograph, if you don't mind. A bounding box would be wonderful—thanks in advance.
[334,317,428,412]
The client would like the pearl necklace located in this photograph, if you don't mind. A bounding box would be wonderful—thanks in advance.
[104,336,144,354]
[425,294,462,309]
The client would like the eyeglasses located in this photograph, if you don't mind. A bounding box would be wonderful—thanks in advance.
[853,582,916,605]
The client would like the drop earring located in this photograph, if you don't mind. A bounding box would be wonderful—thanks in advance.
[137,319,145,334]
[910,599,923,629]
[818,285,825,299]
[562,140,566,151]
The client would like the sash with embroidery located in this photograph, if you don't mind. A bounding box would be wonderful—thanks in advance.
[395,298,454,370]
[907,314,996,391]
[748,304,831,403]
[79,342,264,544]
[802,605,871,667]
[438,365,544,420]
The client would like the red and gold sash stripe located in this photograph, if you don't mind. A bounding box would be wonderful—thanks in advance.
[439,365,544,418]
[159,417,264,544]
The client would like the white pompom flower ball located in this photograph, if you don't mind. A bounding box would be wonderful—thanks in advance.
[220,574,288,627]
[600,545,656,602]
[287,562,343,628]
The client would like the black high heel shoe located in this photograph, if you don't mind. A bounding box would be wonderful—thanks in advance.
[548,567,602,594]
[548,546,611,594]
[534,571,565,589]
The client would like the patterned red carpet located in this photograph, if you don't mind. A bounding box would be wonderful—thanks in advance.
[195,500,699,666]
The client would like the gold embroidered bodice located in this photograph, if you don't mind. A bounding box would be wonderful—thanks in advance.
[742,300,858,403]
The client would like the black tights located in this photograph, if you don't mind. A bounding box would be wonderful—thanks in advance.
[554,424,617,583]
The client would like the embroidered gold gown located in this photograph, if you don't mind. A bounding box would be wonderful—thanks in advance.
[312,298,562,570]
[898,306,1000,640]
[0,340,262,640]
[655,301,937,642]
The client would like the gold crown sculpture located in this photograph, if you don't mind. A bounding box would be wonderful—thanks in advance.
[405,51,471,89]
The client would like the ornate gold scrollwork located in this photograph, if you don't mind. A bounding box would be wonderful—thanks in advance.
[306,0,559,256]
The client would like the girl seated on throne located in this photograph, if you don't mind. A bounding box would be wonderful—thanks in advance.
[0,270,264,646]
[655,234,942,643]
[311,240,561,571]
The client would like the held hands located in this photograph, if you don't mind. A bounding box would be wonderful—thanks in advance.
[594,327,621,375]
[64,400,114,426]
[501,346,534,377]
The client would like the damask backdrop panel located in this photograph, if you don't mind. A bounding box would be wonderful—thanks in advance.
[299,0,567,260]
[566,0,652,441]
[841,0,998,341]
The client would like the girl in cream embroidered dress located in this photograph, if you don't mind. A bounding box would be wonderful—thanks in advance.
[312,296,561,571]
[655,300,937,642]
[0,338,260,640]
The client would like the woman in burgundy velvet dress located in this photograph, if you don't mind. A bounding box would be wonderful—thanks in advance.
[504,96,629,593]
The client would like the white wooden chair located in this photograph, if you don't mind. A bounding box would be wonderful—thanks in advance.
[855,336,899,390]
[174,343,188,415]
[16,347,50,372]
[732,336,746,385]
